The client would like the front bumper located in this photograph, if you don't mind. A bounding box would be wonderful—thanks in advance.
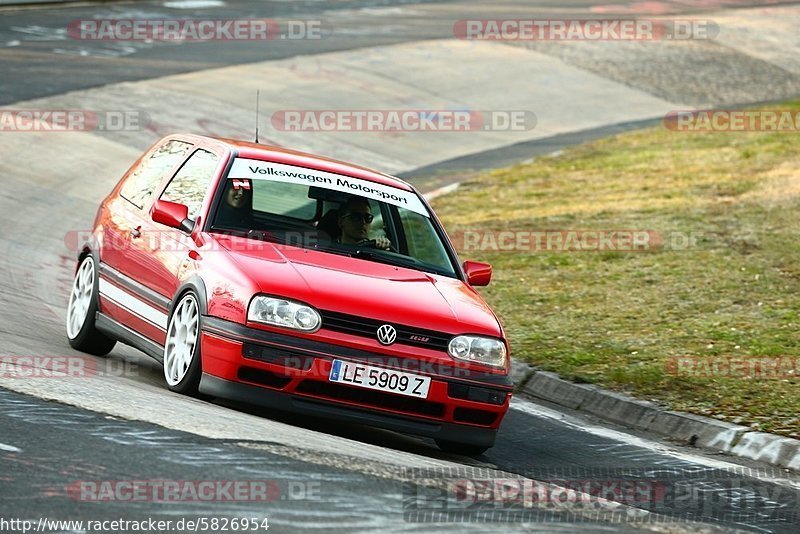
[199,317,512,447]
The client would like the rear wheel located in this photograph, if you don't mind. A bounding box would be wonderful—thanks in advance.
[66,255,116,356]
[163,292,202,395]
[435,439,489,457]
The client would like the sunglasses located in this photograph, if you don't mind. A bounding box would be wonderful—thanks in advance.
[344,212,374,224]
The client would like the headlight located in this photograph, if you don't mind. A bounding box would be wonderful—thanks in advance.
[247,296,321,332]
[448,335,507,368]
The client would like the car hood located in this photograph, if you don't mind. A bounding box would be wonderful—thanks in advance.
[212,234,502,337]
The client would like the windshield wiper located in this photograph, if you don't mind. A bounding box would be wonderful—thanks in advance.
[310,242,358,258]
[210,227,282,244]
[311,243,446,275]
[351,249,423,270]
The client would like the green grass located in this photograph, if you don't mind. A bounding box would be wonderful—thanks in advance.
[432,101,800,438]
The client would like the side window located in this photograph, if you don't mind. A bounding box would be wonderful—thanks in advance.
[120,140,192,210]
[160,149,219,221]
[398,209,451,267]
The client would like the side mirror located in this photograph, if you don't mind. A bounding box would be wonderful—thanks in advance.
[152,199,194,233]
[463,260,492,286]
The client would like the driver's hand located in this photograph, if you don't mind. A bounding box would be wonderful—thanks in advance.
[374,236,391,250]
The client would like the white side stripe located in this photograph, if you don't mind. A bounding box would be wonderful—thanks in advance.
[99,278,169,330]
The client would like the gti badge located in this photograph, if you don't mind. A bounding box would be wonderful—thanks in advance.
[377,324,397,345]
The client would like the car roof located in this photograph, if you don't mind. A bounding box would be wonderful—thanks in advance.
[170,134,415,192]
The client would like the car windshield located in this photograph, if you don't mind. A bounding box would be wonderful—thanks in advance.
[209,158,458,278]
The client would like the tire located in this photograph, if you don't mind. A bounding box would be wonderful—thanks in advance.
[66,255,116,356]
[435,439,489,457]
[163,291,202,395]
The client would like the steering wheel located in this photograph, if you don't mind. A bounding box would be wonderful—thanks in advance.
[357,239,399,254]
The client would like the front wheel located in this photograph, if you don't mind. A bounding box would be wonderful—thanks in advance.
[163,292,202,395]
[66,255,116,356]
[435,439,489,457]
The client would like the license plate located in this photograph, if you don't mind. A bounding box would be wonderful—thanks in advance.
[328,360,431,399]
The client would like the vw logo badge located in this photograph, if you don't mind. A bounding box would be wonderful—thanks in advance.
[377,324,397,345]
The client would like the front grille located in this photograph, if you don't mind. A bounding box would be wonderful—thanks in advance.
[453,407,498,426]
[296,379,445,418]
[242,343,314,372]
[320,310,451,351]
[448,383,507,405]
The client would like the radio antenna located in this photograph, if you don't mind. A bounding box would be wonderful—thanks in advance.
[254,90,260,144]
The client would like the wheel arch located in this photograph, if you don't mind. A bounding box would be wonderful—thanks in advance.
[73,247,95,273]
[77,230,102,271]
[169,276,209,318]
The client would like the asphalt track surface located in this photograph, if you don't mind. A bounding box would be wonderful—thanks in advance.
[1,0,800,532]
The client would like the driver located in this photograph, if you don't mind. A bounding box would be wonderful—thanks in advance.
[337,196,391,250]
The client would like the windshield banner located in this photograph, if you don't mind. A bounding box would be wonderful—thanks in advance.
[228,158,428,216]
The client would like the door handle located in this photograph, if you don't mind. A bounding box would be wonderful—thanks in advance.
[130,226,142,239]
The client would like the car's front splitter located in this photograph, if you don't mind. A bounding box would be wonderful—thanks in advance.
[198,373,498,448]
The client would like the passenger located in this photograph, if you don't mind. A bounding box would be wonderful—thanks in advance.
[216,179,253,229]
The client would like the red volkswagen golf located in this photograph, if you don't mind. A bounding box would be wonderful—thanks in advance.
[65,134,512,455]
